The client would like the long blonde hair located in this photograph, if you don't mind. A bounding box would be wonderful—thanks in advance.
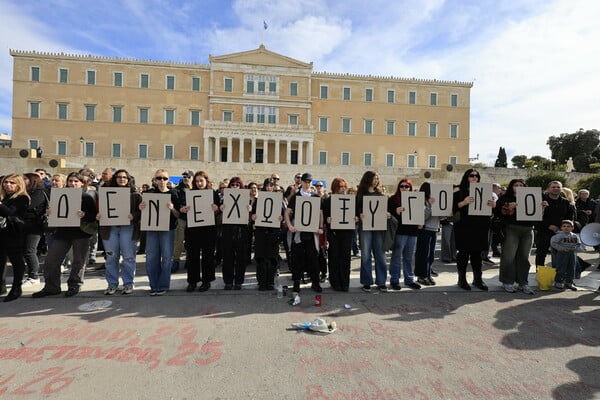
[0,173,30,201]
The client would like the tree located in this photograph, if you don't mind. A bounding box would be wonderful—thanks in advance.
[511,155,528,168]
[547,129,600,166]
[494,147,507,167]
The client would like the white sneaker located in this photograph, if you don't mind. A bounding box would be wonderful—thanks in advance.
[121,285,133,295]
[502,283,516,293]
[104,286,117,295]
[22,278,40,286]
[518,285,534,295]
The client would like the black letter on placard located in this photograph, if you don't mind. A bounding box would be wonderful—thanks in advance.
[368,199,379,229]
[192,195,205,223]
[57,194,69,218]
[227,193,241,219]
[474,187,484,211]
[439,190,448,211]
[105,191,118,219]
[339,197,350,224]
[148,199,160,227]
[407,195,416,221]
[261,197,274,223]
[524,194,536,216]
[300,200,313,227]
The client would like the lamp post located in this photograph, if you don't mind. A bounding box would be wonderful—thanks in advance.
[79,137,84,156]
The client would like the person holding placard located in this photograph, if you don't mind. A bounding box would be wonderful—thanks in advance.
[32,172,98,298]
[388,178,421,290]
[453,169,495,291]
[170,170,194,273]
[98,169,142,295]
[494,179,536,294]
[414,182,441,286]
[179,171,220,292]
[139,169,180,296]
[356,171,388,293]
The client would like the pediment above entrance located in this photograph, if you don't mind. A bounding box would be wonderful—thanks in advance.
[209,45,312,70]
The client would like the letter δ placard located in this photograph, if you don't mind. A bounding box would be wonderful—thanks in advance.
[294,196,321,232]
[255,191,283,228]
[430,184,454,217]
[48,187,82,227]
[516,187,543,221]
[141,193,171,231]
[186,190,215,228]
[362,197,387,231]
[330,195,356,230]
[468,183,493,216]
[223,188,250,225]
[98,187,131,226]
[401,191,425,225]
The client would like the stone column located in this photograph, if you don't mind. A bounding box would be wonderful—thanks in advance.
[286,140,292,165]
[274,139,280,164]
[204,136,210,162]
[298,141,303,166]
[251,138,256,164]
[263,138,268,164]
[239,138,244,163]
[227,137,233,163]
[307,141,313,165]
[215,136,220,163]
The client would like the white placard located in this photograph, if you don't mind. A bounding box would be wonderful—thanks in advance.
[468,183,493,216]
[254,192,283,228]
[186,190,216,228]
[430,184,454,217]
[330,195,356,230]
[140,193,171,231]
[98,187,131,226]
[400,191,425,225]
[222,188,250,225]
[361,196,387,231]
[516,187,543,221]
[48,188,82,227]
[294,196,321,232]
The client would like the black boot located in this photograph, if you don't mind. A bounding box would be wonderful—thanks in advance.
[4,286,22,302]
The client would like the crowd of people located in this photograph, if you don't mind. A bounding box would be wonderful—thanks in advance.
[0,167,598,302]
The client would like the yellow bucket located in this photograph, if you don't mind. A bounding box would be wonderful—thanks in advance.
[536,265,557,291]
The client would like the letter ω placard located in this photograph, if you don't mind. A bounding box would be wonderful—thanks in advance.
[141,193,171,231]
[255,191,283,228]
[47,187,82,227]
[186,190,215,228]
[330,195,356,230]
[430,184,454,217]
[98,187,131,226]
[400,191,425,225]
[516,187,543,221]
[223,188,250,225]
[294,196,321,232]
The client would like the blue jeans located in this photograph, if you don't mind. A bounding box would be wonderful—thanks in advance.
[145,230,174,291]
[104,225,137,287]
[359,228,387,286]
[390,234,417,284]
[414,230,436,279]
[553,250,576,284]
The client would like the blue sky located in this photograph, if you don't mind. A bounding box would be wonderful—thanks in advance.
[1,0,598,165]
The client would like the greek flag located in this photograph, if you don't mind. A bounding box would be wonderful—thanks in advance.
[263,21,268,30]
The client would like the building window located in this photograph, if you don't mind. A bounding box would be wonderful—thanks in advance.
[31,66,40,82]
[87,70,96,85]
[190,146,199,160]
[223,111,232,121]
[164,145,174,159]
[428,155,437,168]
[190,110,200,126]
[386,121,395,135]
[364,120,373,135]
[258,75,266,93]
[165,109,175,125]
[451,94,458,107]
[139,108,149,124]
[341,152,350,166]
[291,150,298,165]
[112,143,121,158]
[59,68,68,83]
[386,154,394,167]
[408,122,417,136]
[224,78,233,92]
[85,105,95,121]
[450,124,458,138]
[268,107,276,124]
[364,153,372,167]
[407,154,416,168]
[319,117,328,132]
[387,90,395,103]
[289,115,298,125]
[269,76,277,94]
[320,85,328,99]
[409,91,416,105]
[57,141,67,156]
[138,144,148,159]
[166,75,175,90]
[57,103,68,120]
[342,118,351,133]
[29,102,40,118]
[140,73,149,88]
[255,148,263,163]
[290,82,298,96]
[28,139,39,149]
[114,72,122,87]
[84,142,94,157]
[113,106,122,123]
[365,88,373,102]
[430,92,437,106]
[246,74,254,94]
[245,106,254,123]
[449,156,458,165]
[343,87,351,101]
[429,123,438,137]
[319,151,327,165]
[257,106,265,123]
[192,77,200,91]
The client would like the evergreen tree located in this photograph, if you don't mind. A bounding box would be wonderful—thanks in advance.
[494,147,508,167]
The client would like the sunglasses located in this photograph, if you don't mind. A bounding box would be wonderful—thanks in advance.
[155,176,169,181]
[295,176,301,179]
[399,184,411,189]
[272,177,280,181]
[469,174,480,178]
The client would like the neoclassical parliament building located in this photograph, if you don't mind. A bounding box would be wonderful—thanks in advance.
[10,45,472,172]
